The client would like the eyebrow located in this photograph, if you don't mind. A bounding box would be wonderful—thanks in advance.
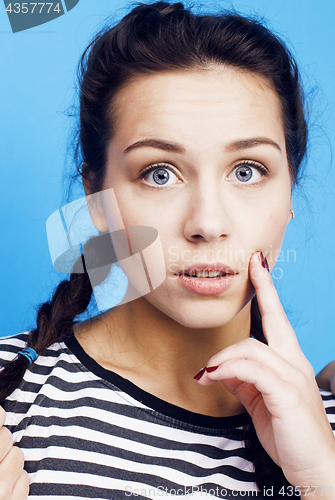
[225,137,281,153]
[123,139,185,155]
[123,137,281,155]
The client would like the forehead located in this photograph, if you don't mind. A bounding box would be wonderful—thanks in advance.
[110,66,285,153]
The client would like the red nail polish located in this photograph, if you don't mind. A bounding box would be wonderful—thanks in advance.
[258,251,265,268]
[259,251,270,272]
[205,365,219,373]
[194,367,206,380]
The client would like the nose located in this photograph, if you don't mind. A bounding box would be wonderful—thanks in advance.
[183,179,233,243]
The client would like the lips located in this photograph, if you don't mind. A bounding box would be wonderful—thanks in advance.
[175,263,237,295]
[176,263,237,277]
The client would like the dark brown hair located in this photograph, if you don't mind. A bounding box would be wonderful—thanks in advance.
[1,1,307,492]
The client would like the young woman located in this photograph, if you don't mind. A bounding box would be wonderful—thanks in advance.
[0,2,334,498]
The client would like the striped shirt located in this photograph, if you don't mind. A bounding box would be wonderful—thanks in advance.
[0,332,334,500]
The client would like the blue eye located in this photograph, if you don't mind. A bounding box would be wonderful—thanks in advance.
[153,168,170,185]
[228,161,267,185]
[140,164,180,188]
[235,165,253,182]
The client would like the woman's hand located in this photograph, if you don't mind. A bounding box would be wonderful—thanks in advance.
[196,252,335,493]
[316,361,335,395]
[0,406,29,500]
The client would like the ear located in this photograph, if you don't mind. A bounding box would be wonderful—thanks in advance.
[82,165,109,232]
[86,192,109,232]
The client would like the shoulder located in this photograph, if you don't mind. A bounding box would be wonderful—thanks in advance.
[0,332,96,431]
[320,389,335,435]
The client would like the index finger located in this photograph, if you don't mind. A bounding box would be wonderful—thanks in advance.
[249,251,300,352]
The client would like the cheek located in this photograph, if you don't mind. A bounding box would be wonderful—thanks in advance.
[103,191,179,293]
[247,202,290,263]
[230,181,290,250]
[114,190,181,243]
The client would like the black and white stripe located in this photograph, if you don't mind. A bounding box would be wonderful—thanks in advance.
[0,332,334,499]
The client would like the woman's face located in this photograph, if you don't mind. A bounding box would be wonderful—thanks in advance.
[97,66,292,329]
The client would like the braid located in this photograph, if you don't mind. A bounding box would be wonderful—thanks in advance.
[0,237,111,403]
[29,267,92,353]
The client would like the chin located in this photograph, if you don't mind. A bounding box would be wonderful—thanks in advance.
[140,276,254,329]
[148,294,249,330]
[173,314,236,330]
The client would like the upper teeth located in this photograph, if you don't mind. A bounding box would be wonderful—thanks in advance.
[186,271,226,278]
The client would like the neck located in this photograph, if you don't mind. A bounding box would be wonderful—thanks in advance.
[74,292,251,418]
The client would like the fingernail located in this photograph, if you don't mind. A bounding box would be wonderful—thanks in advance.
[259,251,270,272]
[193,367,206,380]
[205,365,219,373]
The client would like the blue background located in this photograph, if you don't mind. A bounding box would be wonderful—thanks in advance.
[0,0,334,373]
